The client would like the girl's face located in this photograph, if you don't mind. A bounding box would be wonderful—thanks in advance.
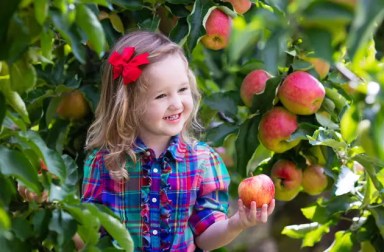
[137,54,194,148]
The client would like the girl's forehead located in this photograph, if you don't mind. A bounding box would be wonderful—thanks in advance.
[144,55,189,83]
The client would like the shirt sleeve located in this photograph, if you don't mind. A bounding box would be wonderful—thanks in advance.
[81,150,105,204]
[189,147,231,236]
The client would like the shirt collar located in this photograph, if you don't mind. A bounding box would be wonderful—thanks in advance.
[133,135,187,161]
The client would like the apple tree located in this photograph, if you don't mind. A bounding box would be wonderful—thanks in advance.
[0,0,383,251]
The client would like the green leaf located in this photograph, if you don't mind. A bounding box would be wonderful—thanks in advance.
[170,17,189,44]
[50,9,86,64]
[186,0,213,53]
[235,115,261,177]
[301,204,331,224]
[31,209,51,238]
[0,207,11,230]
[5,15,32,63]
[62,154,78,189]
[263,28,286,75]
[88,204,134,251]
[308,128,348,149]
[0,0,23,60]
[303,28,333,63]
[10,57,37,94]
[370,206,384,239]
[78,0,111,8]
[49,209,77,247]
[315,111,339,130]
[63,204,101,245]
[34,0,48,25]
[0,175,16,206]
[347,0,384,59]
[302,1,353,27]
[340,104,359,143]
[110,0,144,10]
[0,77,30,123]
[2,111,27,131]
[0,92,6,126]
[371,107,384,161]
[75,4,106,57]
[302,222,331,247]
[0,146,40,193]
[353,154,384,202]
[204,91,239,117]
[16,131,67,182]
[12,217,34,241]
[40,27,54,61]
[0,0,21,41]
[327,231,354,252]
[138,16,161,31]
[206,123,238,146]
[228,16,260,63]
[250,76,281,114]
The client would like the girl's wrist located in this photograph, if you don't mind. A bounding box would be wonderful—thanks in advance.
[228,213,245,233]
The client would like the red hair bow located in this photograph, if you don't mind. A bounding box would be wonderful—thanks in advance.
[108,47,150,85]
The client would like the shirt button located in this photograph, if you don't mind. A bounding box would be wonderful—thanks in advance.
[152,197,157,203]
[152,230,158,235]
[153,168,158,173]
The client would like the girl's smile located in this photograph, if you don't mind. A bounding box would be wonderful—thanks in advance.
[163,113,181,122]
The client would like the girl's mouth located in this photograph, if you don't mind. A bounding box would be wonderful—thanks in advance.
[163,113,181,121]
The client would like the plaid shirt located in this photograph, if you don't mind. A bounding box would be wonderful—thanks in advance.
[81,136,230,251]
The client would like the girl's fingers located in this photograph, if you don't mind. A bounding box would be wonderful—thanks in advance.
[250,201,257,222]
[267,199,276,215]
[260,204,268,223]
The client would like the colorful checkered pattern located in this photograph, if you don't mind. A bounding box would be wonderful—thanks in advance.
[81,136,230,251]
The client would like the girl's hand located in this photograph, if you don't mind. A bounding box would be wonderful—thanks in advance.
[229,198,275,231]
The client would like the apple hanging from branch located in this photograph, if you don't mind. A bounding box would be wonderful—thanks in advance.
[278,71,325,115]
[258,106,300,153]
[240,69,272,107]
[271,160,302,201]
[200,8,232,50]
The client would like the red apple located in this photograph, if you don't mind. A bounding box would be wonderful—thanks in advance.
[271,160,302,201]
[224,0,252,14]
[258,106,300,153]
[278,71,325,115]
[240,69,272,107]
[200,9,232,50]
[302,164,328,196]
[238,174,275,208]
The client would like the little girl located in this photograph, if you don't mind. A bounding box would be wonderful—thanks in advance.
[81,30,275,251]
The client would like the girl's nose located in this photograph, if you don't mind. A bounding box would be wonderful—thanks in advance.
[169,95,183,110]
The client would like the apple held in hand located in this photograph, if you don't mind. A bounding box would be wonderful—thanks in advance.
[200,9,232,50]
[240,69,272,107]
[302,164,328,196]
[258,106,300,153]
[238,174,275,208]
[278,71,325,115]
[271,160,302,201]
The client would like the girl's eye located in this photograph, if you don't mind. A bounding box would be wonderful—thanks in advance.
[179,87,188,92]
[155,94,166,99]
